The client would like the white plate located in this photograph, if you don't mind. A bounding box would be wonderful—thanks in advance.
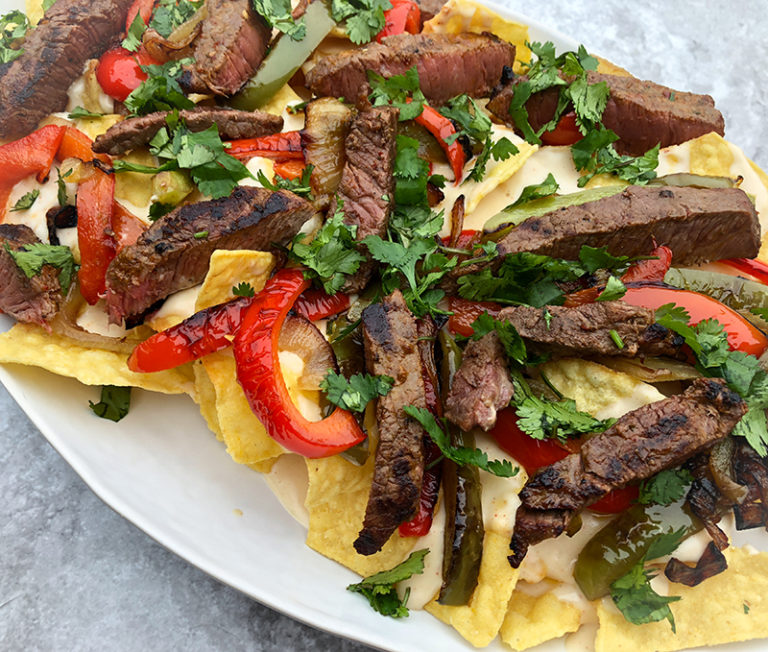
[1,1,767,650]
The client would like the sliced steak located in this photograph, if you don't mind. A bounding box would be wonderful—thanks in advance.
[488,71,724,156]
[182,0,270,96]
[354,290,427,555]
[509,378,746,566]
[93,108,283,155]
[306,33,515,106]
[445,332,513,431]
[0,0,135,139]
[494,186,760,266]
[732,440,768,531]
[0,224,62,325]
[498,302,684,359]
[327,106,398,293]
[104,187,313,326]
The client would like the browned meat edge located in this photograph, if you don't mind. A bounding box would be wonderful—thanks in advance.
[354,290,427,555]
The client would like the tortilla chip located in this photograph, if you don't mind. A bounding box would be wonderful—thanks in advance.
[500,588,582,651]
[25,0,44,24]
[195,249,276,311]
[304,454,416,577]
[192,360,221,438]
[595,547,768,652]
[0,322,194,395]
[596,57,631,77]
[423,0,530,70]
[249,458,279,473]
[201,350,284,464]
[687,131,735,178]
[425,531,520,647]
[260,83,303,117]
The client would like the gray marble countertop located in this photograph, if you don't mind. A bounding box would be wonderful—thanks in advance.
[3,1,768,650]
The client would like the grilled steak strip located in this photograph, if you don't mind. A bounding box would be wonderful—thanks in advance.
[0,0,135,139]
[493,186,760,267]
[104,187,314,326]
[509,378,746,567]
[445,332,513,432]
[487,71,724,156]
[306,33,515,106]
[327,107,398,293]
[182,0,270,96]
[93,109,284,155]
[732,440,768,531]
[355,290,427,555]
[0,224,62,325]
[498,302,683,359]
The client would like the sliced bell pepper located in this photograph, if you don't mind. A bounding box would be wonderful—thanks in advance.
[376,0,421,43]
[112,201,147,253]
[234,268,366,457]
[226,131,304,162]
[125,0,155,31]
[621,244,673,284]
[293,288,350,321]
[539,110,582,146]
[77,171,116,304]
[720,257,768,286]
[413,103,465,184]
[273,159,308,180]
[58,126,110,164]
[447,296,503,337]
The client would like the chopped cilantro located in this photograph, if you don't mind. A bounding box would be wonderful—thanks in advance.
[193,230,209,239]
[750,307,768,321]
[10,189,39,212]
[4,242,78,293]
[609,329,624,350]
[252,0,306,40]
[332,0,392,45]
[89,386,131,422]
[256,164,314,199]
[0,10,29,64]
[148,201,175,221]
[123,59,195,116]
[151,0,204,37]
[596,275,627,301]
[469,313,527,365]
[232,282,255,298]
[56,167,72,207]
[543,308,553,330]
[509,173,559,208]
[320,371,394,413]
[572,131,660,187]
[638,468,694,506]
[347,549,429,618]
[68,106,104,120]
[744,602,751,614]
[368,67,426,121]
[121,11,146,51]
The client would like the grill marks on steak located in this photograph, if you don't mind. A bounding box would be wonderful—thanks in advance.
[104,187,313,326]
[0,224,62,325]
[487,71,724,156]
[355,290,427,555]
[0,0,135,139]
[328,106,398,293]
[495,186,760,266]
[509,378,746,567]
[182,0,270,96]
[93,109,284,155]
[305,33,515,106]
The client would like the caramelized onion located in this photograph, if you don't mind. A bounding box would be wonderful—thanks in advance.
[142,5,207,62]
[279,314,337,390]
[595,356,701,383]
[664,541,728,587]
[709,438,749,505]
[449,194,465,248]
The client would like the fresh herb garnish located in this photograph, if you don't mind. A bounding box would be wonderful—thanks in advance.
[571,130,660,187]
[469,313,528,365]
[331,0,392,45]
[609,328,624,350]
[122,11,147,51]
[193,230,209,239]
[152,0,204,36]
[320,371,394,413]
[88,386,131,422]
[252,0,306,41]
[4,242,78,292]
[0,10,29,64]
[56,167,72,207]
[68,106,104,120]
[509,173,560,208]
[232,281,255,298]
[368,67,426,121]
[148,201,175,221]
[123,59,195,116]
[10,189,39,212]
[638,468,694,506]
[347,549,429,618]
[257,164,314,199]
[596,275,627,301]
[404,406,519,477]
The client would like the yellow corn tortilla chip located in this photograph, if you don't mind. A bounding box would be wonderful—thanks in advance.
[25,0,44,24]
[304,454,416,577]
[260,83,303,117]
[425,530,520,647]
[249,458,279,473]
[595,547,768,652]
[195,249,276,311]
[500,588,581,651]
[596,57,631,77]
[192,360,221,438]
[687,131,735,177]
[0,322,195,395]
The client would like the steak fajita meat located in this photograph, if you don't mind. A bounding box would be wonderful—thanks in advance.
[498,302,684,359]
[509,378,746,567]
[93,108,283,155]
[354,290,427,555]
[327,106,398,293]
[0,0,135,139]
[445,332,513,432]
[305,33,515,106]
[487,71,724,156]
[181,0,270,96]
[0,224,62,325]
[493,186,760,266]
[105,187,313,326]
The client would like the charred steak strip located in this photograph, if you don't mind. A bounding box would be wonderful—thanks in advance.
[509,378,746,566]
[105,187,314,326]
[0,0,135,139]
[445,332,513,432]
[487,71,724,156]
[498,302,683,359]
[306,33,515,106]
[93,109,284,155]
[327,106,398,293]
[355,290,427,555]
[0,224,62,325]
[494,186,760,266]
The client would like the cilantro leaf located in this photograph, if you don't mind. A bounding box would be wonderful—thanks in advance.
[256,164,314,199]
[4,242,78,292]
[10,189,39,212]
[515,393,614,441]
[57,167,72,207]
[509,173,559,208]
[596,275,626,301]
[148,201,175,221]
[88,386,131,422]
[232,282,255,298]
[150,0,205,38]
[638,468,694,506]
[469,313,527,365]
[0,10,30,64]
[252,0,306,41]
[578,245,635,275]
[122,11,146,52]
[123,59,195,116]
[404,406,519,478]
[572,129,659,187]
[368,67,425,121]
[610,563,680,631]
[321,371,394,413]
[347,549,429,618]
[332,0,391,45]
[68,106,104,120]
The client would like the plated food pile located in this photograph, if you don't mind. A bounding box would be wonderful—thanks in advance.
[2,0,768,650]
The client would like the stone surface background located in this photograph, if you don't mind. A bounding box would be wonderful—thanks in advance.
[2,1,767,650]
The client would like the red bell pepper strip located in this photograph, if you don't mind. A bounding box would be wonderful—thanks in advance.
[128,296,254,372]
[413,103,465,184]
[226,131,304,162]
[293,288,350,321]
[58,126,110,164]
[125,0,155,31]
[376,0,421,43]
[447,297,503,337]
[621,245,673,284]
[273,159,307,180]
[720,258,768,286]
[540,111,582,147]
[112,201,147,253]
[233,268,366,457]
[77,171,116,304]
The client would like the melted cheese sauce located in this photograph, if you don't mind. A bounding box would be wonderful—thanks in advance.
[5,174,77,242]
